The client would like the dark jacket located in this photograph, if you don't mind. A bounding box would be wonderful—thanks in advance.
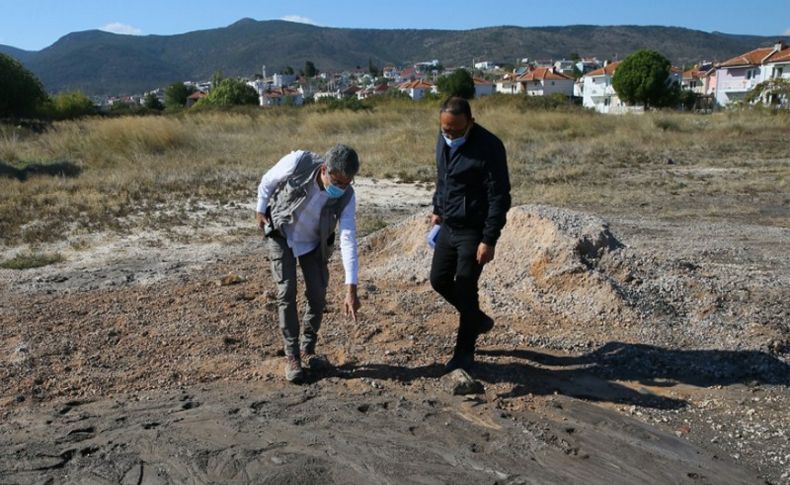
[432,123,511,246]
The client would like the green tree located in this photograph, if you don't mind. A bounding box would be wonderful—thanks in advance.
[612,49,676,109]
[50,91,95,119]
[368,58,381,77]
[436,68,475,99]
[210,71,225,90]
[164,82,196,109]
[0,53,49,118]
[197,78,259,107]
[304,61,318,78]
[143,93,164,111]
[283,65,295,75]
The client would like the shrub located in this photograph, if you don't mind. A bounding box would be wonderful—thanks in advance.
[49,91,96,120]
[1,252,63,269]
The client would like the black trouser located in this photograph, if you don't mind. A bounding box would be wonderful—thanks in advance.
[429,225,485,355]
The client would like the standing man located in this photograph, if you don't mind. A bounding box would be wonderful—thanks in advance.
[256,144,361,383]
[430,97,511,373]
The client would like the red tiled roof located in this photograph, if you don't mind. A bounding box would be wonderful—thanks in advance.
[398,80,433,89]
[765,46,790,63]
[473,78,493,85]
[187,91,207,99]
[720,46,777,67]
[584,61,621,77]
[683,68,704,80]
[517,67,573,81]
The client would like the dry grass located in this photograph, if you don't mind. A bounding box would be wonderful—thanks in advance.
[1,102,789,247]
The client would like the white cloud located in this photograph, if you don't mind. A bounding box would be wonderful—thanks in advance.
[784,27,790,35]
[280,15,317,25]
[100,22,143,36]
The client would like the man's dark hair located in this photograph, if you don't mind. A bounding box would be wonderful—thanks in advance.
[440,96,472,119]
[324,143,360,178]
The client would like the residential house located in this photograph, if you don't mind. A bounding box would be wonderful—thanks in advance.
[314,91,342,101]
[581,61,630,113]
[382,65,400,81]
[682,67,706,94]
[715,41,789,107]
[473,78,495,97]
[272,73,297,88]
[553,60,578,77]
[357,83,391,100]
[761,42,790,107]
[474,61,497,70]
[576,58,603,75]
[582,61,681,113]
[341,85,362,99]
[259,87,304,107]
[516,67,575,97]
[186,91,207,108]
[495,74,522,95]
[398,79,435,100]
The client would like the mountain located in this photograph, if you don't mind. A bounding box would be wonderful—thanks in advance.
[4,19,789,96]
[0,45,34,64]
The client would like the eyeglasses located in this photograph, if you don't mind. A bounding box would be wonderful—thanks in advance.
[328,172,354,189]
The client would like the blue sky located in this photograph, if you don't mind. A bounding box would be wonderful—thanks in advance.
[3,0,789,51]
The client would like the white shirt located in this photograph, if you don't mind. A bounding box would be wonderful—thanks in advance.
[257,150,358,285]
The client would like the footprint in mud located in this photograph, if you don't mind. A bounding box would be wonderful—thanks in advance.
[57,426,95,444]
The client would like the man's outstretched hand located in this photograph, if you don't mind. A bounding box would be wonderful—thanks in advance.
[344,285,360,322]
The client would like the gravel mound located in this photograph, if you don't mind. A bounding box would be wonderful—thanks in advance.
[361,205,789,357]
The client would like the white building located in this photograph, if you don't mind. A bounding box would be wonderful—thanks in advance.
[495,75,522,95]
[473,78,495,97]
[397,79,435,100]
[582,61,629,113]
[272,73,297,88]
[715,41,790,107]
[516,67,575,97]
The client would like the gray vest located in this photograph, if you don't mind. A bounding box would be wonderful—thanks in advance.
[267,151,354,264]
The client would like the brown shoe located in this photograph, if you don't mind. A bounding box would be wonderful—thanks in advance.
[284,355,304,383]
[300,350,329,371]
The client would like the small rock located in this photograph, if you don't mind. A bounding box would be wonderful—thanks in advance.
[442,369,484,395]
[217,272,245,286]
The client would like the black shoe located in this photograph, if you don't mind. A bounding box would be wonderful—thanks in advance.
[477,313,494,335]
[444,352,474,373]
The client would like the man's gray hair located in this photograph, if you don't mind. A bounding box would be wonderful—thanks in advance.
[324,144,360,178]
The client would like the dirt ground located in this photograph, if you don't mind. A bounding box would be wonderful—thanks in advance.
[1,178,788,484]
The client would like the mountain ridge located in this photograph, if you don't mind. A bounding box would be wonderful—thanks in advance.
[1,19,787,96]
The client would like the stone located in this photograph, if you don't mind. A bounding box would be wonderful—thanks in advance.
[443,369,484,395]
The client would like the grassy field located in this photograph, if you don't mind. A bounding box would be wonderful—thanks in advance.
[1,98,789,249]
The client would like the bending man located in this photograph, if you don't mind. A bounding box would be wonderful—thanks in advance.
[256,144,361,383]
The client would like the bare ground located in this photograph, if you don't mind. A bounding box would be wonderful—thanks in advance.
[1,178,788,484]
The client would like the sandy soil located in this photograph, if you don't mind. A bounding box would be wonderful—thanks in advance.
[1,178,788,484]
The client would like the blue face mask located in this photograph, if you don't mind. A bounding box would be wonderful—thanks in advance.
[443,135,466,149]
[325,182,346,199]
